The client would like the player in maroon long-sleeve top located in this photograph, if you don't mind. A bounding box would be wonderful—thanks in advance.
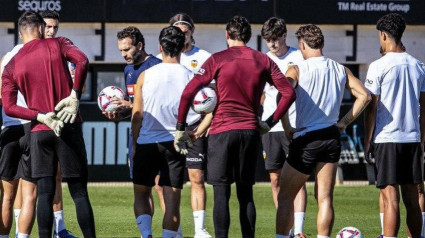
[1,11,95,238]
[175,16,295,238]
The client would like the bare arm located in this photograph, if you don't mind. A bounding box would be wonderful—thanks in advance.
[60,37,88,96]
[131,71,145,152]
[260,92,265,106]
[364,94,379,163]
[190,113,213,141]
[336,67,371,132]
[285,65,299,88]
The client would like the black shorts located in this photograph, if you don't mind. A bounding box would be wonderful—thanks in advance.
[287,126,341,175]
[374,143,423,188]
[31,123,88,179]
[186,121,207,170]
[262,131,289,171]
[132,141,185,189]
[0,123,34,182]
[207,130,261,186]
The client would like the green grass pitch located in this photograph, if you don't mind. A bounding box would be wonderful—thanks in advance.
[13,183,412,237]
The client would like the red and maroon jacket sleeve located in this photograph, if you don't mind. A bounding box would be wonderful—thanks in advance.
[177,56,216,127]
[2,62,38,120]
[58,37,88,96]
[267,58,296,123]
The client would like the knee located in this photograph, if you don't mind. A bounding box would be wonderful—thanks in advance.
[403,197,420,210]
[316,193,333,207]
[190,179,205,189]
[236,184,254,201]
[189,170,204,185]
[1,190,16,205]
[154,184,163,194]
[269,170,281,187]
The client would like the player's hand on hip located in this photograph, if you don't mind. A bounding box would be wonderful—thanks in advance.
[55,90,79,123]
[174,130,193,155]
[37,112,64,137]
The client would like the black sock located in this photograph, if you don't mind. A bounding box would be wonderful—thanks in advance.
[236,183,256,238]
[37,176,55,238]
[67,178,96,238]
[213,185,231,238]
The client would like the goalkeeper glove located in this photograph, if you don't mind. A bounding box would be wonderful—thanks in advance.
[55,89,79,123]
[37,112,64,137]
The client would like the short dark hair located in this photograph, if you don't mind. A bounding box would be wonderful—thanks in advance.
[117,26,145,50]
[261,17,287,41]
[226,15,251,44]
[39,10,60,20]
[159,26,185,57]
[18,11,44,33]
[376,13,405,44]
[169,13,195,44]
[295,24,324,49]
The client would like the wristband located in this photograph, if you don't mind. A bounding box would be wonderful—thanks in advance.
[72,88,82,99]
[176,122,187,131]
[265,116,278,128]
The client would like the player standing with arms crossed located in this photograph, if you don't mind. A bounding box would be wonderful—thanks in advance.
[260,17,306,238]
[2,11,96,238]
[275,24,370,238]
[175,15,296,238]
[364,13,425,238]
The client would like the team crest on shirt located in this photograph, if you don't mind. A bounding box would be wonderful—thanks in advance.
[126,84,136,99]
[287,61,295,66]
[196,68,205,75]
[190,60,198,69]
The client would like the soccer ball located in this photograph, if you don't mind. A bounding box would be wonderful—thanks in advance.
[336,227,364,238]
[97,86,126,112]
[191,87,217,114]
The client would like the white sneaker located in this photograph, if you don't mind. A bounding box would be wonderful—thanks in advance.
[194,228,212,238]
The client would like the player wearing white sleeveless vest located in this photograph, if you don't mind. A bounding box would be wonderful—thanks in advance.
[166,13,213,238]
[292,56,347,138]
[131,26,193,238]
[136,63,200,144]
[275,24,370,238]
[260,17,306,238]
[364,13,425,238]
